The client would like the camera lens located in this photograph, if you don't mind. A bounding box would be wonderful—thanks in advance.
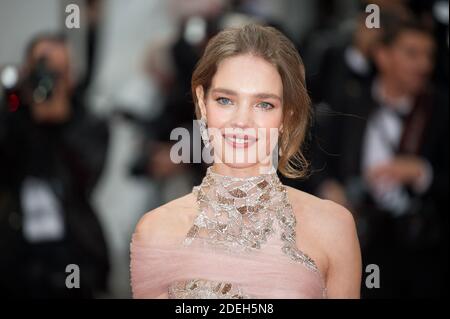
[29,57,58,104]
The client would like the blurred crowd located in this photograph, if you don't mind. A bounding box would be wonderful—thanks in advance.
[0,0,448,298]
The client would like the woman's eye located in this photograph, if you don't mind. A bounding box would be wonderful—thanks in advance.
[216,97,232,105]
[257,102,274,110]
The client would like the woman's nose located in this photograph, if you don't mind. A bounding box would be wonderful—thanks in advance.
[231,102,252,128]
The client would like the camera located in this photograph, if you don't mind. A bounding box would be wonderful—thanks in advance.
[1,57,60,113]
[26,57,60,104]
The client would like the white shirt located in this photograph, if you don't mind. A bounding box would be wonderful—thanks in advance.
[361,79,433,216]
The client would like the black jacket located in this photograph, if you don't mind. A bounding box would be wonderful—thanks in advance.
[0,97,110,298]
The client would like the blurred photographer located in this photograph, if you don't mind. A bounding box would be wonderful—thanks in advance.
[0,33,110,298]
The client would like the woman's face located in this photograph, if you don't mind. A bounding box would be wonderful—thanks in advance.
[196,54,284,173]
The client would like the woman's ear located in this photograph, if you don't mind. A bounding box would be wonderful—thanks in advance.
[195,85,207,119]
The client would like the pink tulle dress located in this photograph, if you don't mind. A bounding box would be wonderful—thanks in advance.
[130,167,327,299]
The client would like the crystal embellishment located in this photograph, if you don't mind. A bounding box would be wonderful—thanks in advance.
[172,166,323,298]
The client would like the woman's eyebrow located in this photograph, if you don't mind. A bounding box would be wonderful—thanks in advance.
[211,88,282,102]
[211,88,238,96]
[254,93,282,102]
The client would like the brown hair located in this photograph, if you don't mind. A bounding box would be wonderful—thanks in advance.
[191,24,311,179]
[379,13,433,47]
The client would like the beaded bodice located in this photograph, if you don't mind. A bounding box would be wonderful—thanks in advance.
[167,166,326,299]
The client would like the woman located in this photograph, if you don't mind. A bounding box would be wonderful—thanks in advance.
[130,24,361,299]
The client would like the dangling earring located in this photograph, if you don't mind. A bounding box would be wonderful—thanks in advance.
[199,116,210,149]
[278,127,283,156]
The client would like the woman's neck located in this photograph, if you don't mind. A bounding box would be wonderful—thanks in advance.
[210,163,276,178]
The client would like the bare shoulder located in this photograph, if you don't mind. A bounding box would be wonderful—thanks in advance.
[285,186,358,246]
[285,186,362,297]
[134,192,197,239]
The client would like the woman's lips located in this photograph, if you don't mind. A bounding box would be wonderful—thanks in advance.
[222,134,257,149]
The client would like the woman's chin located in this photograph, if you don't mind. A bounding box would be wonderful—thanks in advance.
[216,159,273,170]
[224,162,257,169]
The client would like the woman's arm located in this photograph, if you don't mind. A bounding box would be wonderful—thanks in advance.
[323,203,362,298]
[131,207,170,299]
[131,194,195,299]
[155,292,169,299]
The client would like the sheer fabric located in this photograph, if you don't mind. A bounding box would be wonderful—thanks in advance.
[130,167,327,299]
